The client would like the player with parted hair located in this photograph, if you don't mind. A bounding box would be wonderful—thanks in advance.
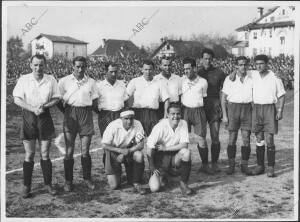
[228,54,286,177]
[126,59,170,136]
[221,56,253,175]
[13,54,60,198]
[58,56,99,192]
[181,57,209,174]
[147,103,194,195]
[198,48,226,174]
[154,56,182,120]
[250,55,286,177]
[96,62,129,136]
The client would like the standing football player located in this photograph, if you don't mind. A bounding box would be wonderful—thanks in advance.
[13,54,60,198]
[198,48,226,174]
[58,56,98,191]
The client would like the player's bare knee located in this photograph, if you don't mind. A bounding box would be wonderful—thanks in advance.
[108,180,120,190]
[266,134,274,147]
[41,152,50,160]
[180,148,191,161]
[133,151,144,163]
[242,137,250,147]
[197,136,207,148]
[25,151,35,161]
[255,132,264,143]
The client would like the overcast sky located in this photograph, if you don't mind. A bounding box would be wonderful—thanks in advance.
[3,1,284,54]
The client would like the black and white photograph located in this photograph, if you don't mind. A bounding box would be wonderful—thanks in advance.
[1,1,299,221]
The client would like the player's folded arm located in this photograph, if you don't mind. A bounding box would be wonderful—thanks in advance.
[165,142,188,152]
[129,140,144,153]
[102,143,124,154]
[43,97,60,109]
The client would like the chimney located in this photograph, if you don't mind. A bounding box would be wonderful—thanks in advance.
[102,38,106,46]
[258,7,264,17]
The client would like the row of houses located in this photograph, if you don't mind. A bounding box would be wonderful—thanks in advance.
[32,34,228,60]
[31,6,295,60]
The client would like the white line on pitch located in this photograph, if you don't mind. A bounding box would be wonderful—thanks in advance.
[5,147,103,175]
[5,101,295,175]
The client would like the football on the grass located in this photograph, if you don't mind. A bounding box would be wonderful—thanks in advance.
[149,174,160,192]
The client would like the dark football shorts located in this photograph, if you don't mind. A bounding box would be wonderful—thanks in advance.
[204,97,223,124]
[133,108,158,136]
[227,102,252,131]
[182,106,207,137]
[153,150,179,174]
[252,104,278,134]
[63,105,94,136]
[98,110,120,136]
[21,108,55,141]
[103,150,133,175]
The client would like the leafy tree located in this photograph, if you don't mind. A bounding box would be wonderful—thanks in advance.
[7,36,25,59]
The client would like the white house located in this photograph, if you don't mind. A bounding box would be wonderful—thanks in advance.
[31,33,88,59]
[232,6,295,57]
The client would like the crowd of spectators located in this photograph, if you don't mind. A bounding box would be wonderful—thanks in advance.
[6,54,294,89]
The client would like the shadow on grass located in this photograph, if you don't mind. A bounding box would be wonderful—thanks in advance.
[189,148,293,192]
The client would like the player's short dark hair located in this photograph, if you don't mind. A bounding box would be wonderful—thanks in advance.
[30,54,46,63]
[235,56,248,64]
[254,54,269,63]
[161,55,172,63]
[72,56,87,66]
[201,48,215,58]
[105,62,118,72]
[167,102,182,113]
[142,59,155,67]
[183,57,196,67]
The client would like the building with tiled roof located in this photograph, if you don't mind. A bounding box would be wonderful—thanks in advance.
[151,38,228,58]
[232,6,295,57]
[31,33,88,59]
[90,39,145,58]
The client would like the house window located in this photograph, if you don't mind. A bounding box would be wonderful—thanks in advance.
[245,32,249,40]
[166,44,170,50]
[270,16,275,22]
[280,36,285,45]
[253,48,257,56]
[269,30,272,38]
[66,52,68,57]
[253,32,257,39]
[282,9,285,15]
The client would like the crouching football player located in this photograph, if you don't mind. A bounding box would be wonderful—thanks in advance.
[102,109,147,194]
[147,103,194,195]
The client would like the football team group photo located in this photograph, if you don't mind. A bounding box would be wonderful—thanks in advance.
[2,1,298,220]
